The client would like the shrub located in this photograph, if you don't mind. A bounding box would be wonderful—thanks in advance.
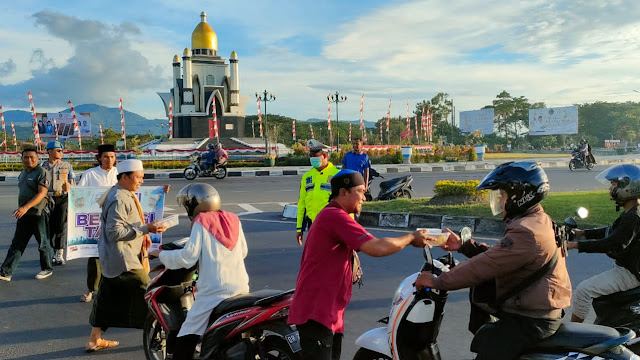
[434,180,487,197]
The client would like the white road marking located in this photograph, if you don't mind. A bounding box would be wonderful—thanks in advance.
[278,202,291,207]
[237,203,263,216]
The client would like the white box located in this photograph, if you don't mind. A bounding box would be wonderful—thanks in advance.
[157,215,179,228]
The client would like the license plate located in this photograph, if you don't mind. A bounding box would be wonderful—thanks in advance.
[284,331,302,353]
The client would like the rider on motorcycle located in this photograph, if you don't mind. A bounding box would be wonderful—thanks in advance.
[201,143,216,173]
[148,183,249,360]
[578,139,590,165]
[567,164,640,323]
[213,143,228,172]
[415,161,572,360]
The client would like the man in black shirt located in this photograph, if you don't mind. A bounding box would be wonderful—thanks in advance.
[567,164,640,322]
[0,146,53,281]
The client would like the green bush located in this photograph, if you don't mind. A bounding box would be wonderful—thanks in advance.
[434,180,487,197]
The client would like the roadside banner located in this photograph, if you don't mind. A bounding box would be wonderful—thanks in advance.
[66,186,165,261]
[460,108,495,135]
[529,106,578,135]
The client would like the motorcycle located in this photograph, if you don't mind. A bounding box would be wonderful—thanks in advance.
[143,240,301,360]
[556,208,640,354]
[354,227,638,360]
[365,168,414,201]
[183,155,228,180]
[569,148,594,171]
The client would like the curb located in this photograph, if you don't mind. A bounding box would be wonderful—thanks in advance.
[1,157,639,182]
[358,210,506,235]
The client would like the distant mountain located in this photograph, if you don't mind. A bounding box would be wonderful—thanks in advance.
[3,104,167,140]
[305,117,378,128]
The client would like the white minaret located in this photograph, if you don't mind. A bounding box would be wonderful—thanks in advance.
[172,55,181,113]
[229,50,240,107]
[182,47,192,88]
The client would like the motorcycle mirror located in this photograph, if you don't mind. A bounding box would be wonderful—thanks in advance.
[423,245,433,271]
[564,217,578,229]
[576,207,589,219]
[460,227,472,242]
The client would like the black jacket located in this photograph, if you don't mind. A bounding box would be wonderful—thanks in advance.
[578,206,640,279]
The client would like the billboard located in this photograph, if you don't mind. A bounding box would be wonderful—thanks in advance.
[459,108,494,135]
[529,106,578,135]
[36,112,91,139]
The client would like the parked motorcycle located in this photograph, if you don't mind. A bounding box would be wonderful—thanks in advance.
[183,155,227,180]
[354,227,638,360]
[143,240,301,360]
[569,148,594,171]
[556,208,640,354]
[365,168,414,201]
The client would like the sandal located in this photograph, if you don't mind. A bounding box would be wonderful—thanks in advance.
[80,292,93,302]
[85,338,119,352]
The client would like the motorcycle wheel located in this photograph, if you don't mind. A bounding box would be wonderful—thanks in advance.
[569,160,576,171]
[213,166,227,179]
[398,190,412,199]
[143,314,167,360]
[261,337,301,360]
[183,168,198,181]
[353,348,391,360]
[587,162,594,170]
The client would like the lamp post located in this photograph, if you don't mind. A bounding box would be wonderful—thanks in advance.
[256,90,276,155]
[327,91,347,150]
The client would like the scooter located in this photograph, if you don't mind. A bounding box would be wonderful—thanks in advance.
[556,208,640,354]
[354,227,638,360]
[569,148,594,171]
[183,155,228,180]
[143,240,301,360]
[365,168,414,201]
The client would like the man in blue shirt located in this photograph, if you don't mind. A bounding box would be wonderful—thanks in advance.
[342,138,370,193]
[201,143,216,172]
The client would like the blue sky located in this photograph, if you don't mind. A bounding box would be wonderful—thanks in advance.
[1,0,640,123]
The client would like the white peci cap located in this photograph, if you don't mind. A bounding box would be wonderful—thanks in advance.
[116,159,144,173]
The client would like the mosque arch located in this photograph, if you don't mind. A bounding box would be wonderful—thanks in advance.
[193,75,201,112]
[205,90,225,117]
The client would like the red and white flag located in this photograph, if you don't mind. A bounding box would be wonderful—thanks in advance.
[406,98,411,131]
[256,98,263,138]
[292,119,296,141]
[28,91,41,145]
[119,98,126,148]
[427,108,433,142]
[11,121,17,148]
[0,105,6,148]
[348,122,352,142]
[99,123,104,144]
[379,120,383,142]
[414,114,419,139]
[168,99,173,139]
[359,94,366,143]
[309,123,315,139]
[386,98,391,135]
[68,100,81,150]
[421,105,427,141]
[212,98,219,141]
[327,95,332,139]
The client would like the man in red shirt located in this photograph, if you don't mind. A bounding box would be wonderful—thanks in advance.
[288,169,430,360]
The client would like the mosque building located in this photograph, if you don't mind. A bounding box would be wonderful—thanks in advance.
[157,11,248,139]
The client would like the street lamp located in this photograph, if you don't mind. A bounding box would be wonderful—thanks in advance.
[256,90,276,155]
[327,91,347,150]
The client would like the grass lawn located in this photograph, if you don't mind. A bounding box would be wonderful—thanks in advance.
[362,191,617,227]
[484,153,569,160]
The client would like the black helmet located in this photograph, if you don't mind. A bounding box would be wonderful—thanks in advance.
[477,161,549,218]
[595,164,640,205]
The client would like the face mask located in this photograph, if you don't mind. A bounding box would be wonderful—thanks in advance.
[310,157,322,168]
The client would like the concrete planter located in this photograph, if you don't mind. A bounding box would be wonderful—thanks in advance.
[401,146,413,164]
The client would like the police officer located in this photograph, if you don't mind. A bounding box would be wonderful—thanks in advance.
[0,146,53,281]
[296,140,340,245]
[42,140,75,265]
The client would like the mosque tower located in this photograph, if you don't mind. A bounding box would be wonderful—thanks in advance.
[158,11,248,139]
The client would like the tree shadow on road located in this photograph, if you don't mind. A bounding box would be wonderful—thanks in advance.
[6,345,140,360]
[0,295,79,309]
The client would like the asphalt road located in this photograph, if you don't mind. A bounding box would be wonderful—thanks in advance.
[0,171,616,360]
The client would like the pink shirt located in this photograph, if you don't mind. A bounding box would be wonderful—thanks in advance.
[288,202,374,333]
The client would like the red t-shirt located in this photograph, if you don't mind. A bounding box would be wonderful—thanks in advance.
[287,202,374,333]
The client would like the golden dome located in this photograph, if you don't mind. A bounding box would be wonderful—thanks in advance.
[183,47,191,56]
[173,55,180,63]
[191,12,217,51]
[230,50,237,59]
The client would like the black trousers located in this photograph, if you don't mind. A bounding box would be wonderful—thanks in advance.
[0,213,52,276]
[86,257,102,292]
[49,194,68,250]
[472,312,562,360]
[297,320,342,360]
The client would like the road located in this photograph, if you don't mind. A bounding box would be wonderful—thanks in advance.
[0,167,615,359]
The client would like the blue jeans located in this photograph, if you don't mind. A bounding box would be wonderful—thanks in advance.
[1,213,52,276]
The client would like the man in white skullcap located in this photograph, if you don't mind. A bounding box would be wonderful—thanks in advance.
[85,159,167,352]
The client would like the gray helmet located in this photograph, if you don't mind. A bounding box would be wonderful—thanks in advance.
[596,164,640,204]
[177,183,221,219]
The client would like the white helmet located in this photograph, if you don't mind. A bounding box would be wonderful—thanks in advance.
[596,164,640,204]
[177,183,221,219]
